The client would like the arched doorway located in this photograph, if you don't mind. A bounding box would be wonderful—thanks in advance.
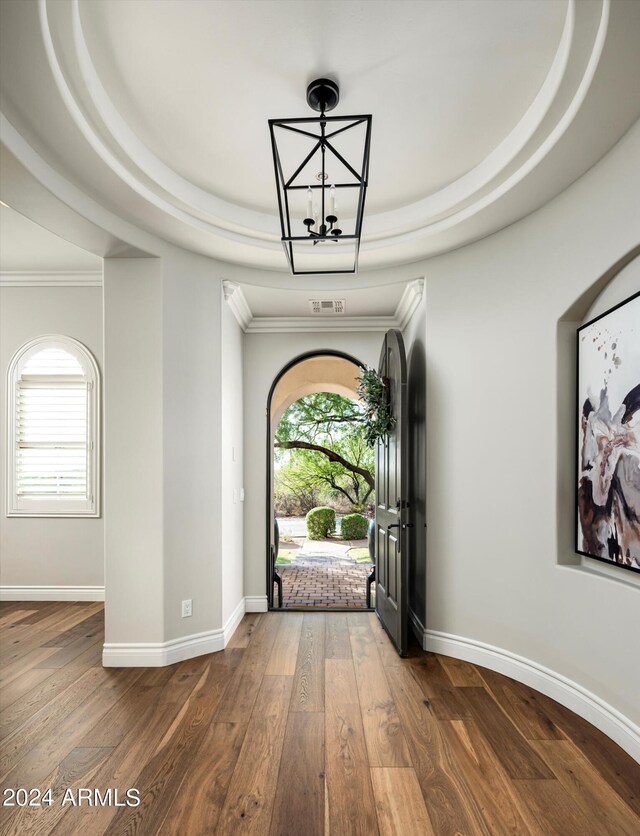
[266,351,374,609]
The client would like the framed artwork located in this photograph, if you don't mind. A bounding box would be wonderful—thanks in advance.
[576,290,640,573]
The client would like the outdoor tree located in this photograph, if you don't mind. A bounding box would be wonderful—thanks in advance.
[275,393,374,510]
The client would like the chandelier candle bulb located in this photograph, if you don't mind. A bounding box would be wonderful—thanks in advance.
[329,184,336,216]
[306,187,313,220]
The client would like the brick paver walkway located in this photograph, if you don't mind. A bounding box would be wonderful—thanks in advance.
[279,563,373,609]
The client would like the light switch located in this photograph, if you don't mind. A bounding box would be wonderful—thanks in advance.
[233,488,238,504]
[240,488,245,501]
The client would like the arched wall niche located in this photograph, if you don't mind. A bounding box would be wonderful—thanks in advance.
[556,245,640,586]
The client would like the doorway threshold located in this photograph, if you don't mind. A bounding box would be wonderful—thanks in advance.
[269,606,375,613]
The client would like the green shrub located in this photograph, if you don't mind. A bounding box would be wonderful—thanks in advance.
[306,507,336,539]
[341,513,368,540]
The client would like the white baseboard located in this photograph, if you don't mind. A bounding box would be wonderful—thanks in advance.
[102,595,250,667]
[423,628,640,764]
[223,597,246,644]
[0,585,105,601]
[245,595,268,612]
[103,627,225,667]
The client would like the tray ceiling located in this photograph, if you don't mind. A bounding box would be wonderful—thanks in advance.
[1,0,639,273]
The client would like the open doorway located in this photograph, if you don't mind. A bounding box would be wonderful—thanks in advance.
[266,352,375,610]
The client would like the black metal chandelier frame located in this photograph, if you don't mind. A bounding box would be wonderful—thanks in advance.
[268,79,372,275]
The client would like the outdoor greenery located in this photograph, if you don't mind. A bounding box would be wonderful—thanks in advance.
[274,393,375,514]
[356,367,396,447]
[348,547,372,564]
[306,506,336,539]
[275,552,293,566]
[340,513,368,540]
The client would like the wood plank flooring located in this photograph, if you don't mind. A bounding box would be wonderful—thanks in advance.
[0,603,638,835]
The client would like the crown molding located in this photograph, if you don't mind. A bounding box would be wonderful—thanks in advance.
[236,278,425,334]
[394,278,425,330]
[246,315,397,334]
[0,270,102,287]
[2,270,423,332]
[222,280,252,330]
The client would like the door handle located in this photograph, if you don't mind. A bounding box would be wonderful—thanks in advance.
[387,523,400,530]
[388,523,414,531]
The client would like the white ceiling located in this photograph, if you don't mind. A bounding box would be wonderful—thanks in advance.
[1,0,639,274]
[241,282,407,319]
[0,205,101,273]
[80,0,564,215]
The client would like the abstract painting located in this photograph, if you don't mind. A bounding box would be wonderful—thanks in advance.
[577,290,640,573]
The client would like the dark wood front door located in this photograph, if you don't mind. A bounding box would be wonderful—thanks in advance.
[375,328,409,655]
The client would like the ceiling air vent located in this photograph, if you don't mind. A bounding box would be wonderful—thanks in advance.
[309,299,345,315]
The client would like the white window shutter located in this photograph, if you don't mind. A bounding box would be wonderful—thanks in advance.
[7,336,100,517]
[15,379,89,498]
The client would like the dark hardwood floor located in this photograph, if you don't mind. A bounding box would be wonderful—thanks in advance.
[0,602,638,835]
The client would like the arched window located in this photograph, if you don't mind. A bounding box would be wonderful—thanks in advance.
[7,335,100,517]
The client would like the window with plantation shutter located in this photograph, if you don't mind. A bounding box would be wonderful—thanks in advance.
[7,336,100,517]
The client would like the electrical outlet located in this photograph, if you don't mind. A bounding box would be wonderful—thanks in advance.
[181,599,192,618]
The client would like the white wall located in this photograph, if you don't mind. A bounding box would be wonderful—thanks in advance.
[564,254,640,584]
[418,121,640,728]
[585,256,640,322]
[103,251,230,651]
[103,258,164,644]
[221,292,244,623]
[162,251,223,640]
[242,331,383,602]
[0,285,104,590]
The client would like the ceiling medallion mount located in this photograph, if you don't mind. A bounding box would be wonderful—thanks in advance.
[268,77,372,275]
[306,78,340,114]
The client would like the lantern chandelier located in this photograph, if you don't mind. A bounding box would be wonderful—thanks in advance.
[269,78,372,275]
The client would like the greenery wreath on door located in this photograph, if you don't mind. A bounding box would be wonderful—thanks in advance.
[357,367,397,447]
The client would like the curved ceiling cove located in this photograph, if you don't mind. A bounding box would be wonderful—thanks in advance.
[2,0,639,273]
